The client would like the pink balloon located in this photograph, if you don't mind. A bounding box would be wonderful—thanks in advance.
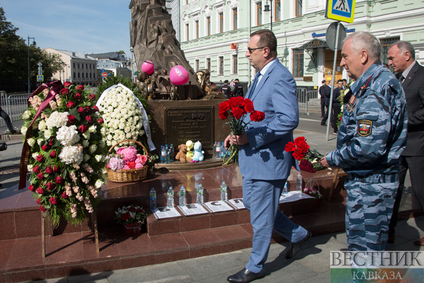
[170,65,189,85]
[141,61,154,75]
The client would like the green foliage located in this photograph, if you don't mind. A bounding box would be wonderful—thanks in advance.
[0,8,65,82]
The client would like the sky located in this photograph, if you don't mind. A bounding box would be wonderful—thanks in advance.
[2,0,133,57]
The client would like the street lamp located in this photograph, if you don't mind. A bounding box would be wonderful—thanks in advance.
[27,36,36,93]
[264,0,273,31]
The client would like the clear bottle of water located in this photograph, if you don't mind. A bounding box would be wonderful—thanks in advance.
[179,186,186,207]
[169,144,174,162]
[213,142,217,158]
[296,173,303,195]
[167,186,174,208]
[160,145,166,163]
[220,143,226,159]
[149,187,157,211]
[282,182,288,196]
[215,142,221,159]
[220,181,228,202]
[196,183,204,205]
[165,144,169,163]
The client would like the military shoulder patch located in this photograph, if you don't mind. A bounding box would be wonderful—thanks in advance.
[357,119,372,137]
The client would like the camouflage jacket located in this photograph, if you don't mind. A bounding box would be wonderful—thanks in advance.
[326,62,408,176]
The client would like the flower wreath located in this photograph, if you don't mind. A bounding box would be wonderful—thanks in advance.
[21,81,106,226]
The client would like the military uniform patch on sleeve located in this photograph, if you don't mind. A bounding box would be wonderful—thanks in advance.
[357,119,373,137]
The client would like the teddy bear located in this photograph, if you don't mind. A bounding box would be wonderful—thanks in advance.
[175,144,191,163]
[185,140,194,160]
[191,141,204,163]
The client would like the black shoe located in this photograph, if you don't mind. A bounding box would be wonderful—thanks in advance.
[321,123,326,126]
[227,268,265,283]
[285,231,312,259]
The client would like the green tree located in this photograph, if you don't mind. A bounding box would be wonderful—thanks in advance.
[0,7,65,85]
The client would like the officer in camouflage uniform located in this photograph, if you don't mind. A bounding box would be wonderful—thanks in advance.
[320,32,408,252]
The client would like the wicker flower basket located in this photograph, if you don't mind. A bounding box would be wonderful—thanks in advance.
[106,139,148,183]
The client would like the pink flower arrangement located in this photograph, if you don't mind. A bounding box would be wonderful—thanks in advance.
[107,146,147,171]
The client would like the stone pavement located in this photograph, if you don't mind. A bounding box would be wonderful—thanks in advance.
[1,115,423,283]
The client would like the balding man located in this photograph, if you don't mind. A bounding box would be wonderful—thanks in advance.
[387,41,424,246]
[320,32,408,252]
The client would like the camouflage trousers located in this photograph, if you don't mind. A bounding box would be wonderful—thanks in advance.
[344,173,399,251]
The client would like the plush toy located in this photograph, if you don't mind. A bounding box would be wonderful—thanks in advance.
[186,140,194,159]
[175,144,191,163]
[191,141,204,163]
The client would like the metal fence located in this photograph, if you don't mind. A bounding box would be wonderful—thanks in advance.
[297,87,309,115]
[0,91,30,129]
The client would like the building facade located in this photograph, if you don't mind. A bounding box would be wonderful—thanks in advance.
[44,48,98,86]
[176,0,424,89]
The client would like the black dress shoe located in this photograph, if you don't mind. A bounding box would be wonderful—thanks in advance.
[285,231,312,259]
[227,268,265,283]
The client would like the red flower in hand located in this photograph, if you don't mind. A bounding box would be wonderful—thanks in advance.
[219,110,229,120]
[284,142,296,152]
[242,99,254,113]
[250,110,265,122]
[232,107,244,120]
[219,101,230,112]
[299,159,315,173]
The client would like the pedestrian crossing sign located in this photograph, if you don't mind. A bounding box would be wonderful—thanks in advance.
[325,0,356,23]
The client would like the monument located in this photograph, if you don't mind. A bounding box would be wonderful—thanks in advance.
[129,0,228,158]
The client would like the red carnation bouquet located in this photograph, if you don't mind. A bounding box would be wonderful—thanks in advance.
[285,136,324,173]
[219,97,265,165]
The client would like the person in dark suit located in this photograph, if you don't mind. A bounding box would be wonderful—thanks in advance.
[387,41,424,245]
[233,78,244,97]
[319,80,330,118]
[221,80,232,99]
[320,80,331,126]
[225,29,310,283]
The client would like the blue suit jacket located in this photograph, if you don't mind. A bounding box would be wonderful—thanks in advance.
[239,59,299,180]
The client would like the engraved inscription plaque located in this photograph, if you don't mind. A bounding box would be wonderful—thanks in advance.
[165,106,214,149]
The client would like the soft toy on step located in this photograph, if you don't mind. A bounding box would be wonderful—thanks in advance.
[191,141,204,163]
[185,140,194,160]
[175,144,191,163]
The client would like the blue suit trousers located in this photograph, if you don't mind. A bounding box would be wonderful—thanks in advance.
[243,178,308,273]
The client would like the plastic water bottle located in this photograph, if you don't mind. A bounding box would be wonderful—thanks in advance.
[213,142,217,158]
[179,186,186,207]
[167,186,174,208]
[296,173,303,194]
[196,184,204,205]
[215,142,221,159]
[220,143,226,159]
[220,181,228,202]
[160,145,166,163]
[282,182,288,195]
[149,188,157,211]
[165,144,169,163]
[169,144,174,162]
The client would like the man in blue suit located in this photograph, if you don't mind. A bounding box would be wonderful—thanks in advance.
[225,29,311,283]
